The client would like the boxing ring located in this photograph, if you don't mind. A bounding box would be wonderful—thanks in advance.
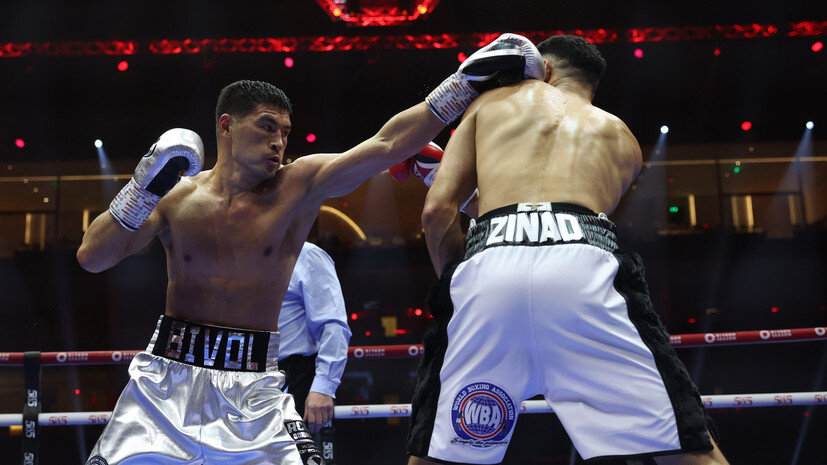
[2,326,825,434]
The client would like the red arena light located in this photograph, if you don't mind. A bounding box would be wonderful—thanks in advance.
[457,52,467,62]
[306,133,316,143]
[414,308,423,316]
[14,138,25,148]
[741,121,752,131]
[771,307,779,313]
[74,389,80,395]
[713,48,721,55]
[315,0,440,27]
[350,313,358,320]
[284,57,294,68]
[117,60,128,71]
[634,48,644,58]
[2,21,826,58]
[812,41,824,52]
[688,318,697,324]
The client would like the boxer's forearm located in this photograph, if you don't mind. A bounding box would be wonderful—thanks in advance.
[77,211,158,273]
[422,202,465,277]
[307,103,446,199]
[371,102,446,163]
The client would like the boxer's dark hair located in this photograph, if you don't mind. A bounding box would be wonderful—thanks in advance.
[215,80,293,129]
[537,35,606,90]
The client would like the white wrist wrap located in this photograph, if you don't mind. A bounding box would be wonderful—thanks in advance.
[426,72,480,124]
[108,178,161,231]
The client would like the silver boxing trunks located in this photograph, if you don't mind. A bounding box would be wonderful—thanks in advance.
[86,315,324,465]
[407,202,714,464]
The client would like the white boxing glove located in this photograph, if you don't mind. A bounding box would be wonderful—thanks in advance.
[109,128,204,231]
[426,33,544,124]
[459,33,545,83]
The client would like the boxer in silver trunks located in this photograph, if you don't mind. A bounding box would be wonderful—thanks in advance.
[77,34,545,464]
[410,35,730,464]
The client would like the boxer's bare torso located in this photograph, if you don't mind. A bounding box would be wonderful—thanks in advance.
[469,80,641,216]
[157,164,319,330]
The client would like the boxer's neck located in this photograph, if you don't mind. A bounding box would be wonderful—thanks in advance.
[205,163,268,197]
[549,79,593,103]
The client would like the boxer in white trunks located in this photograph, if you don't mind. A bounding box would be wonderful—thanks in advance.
[408,34,729,465]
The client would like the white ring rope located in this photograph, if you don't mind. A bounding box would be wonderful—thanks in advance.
[1,392,824,427]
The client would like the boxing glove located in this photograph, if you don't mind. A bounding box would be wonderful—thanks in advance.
[389,142,443,187]
[459,33,545,88]
[426,33,544,124]
[109,128,204,231]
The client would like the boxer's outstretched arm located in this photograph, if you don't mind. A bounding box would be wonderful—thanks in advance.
[304,102,446,200]
[77,209,165,273]
[422,111,478,276]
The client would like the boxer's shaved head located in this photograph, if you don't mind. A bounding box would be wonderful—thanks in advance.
[537,35,606,91]
[216,80,293,134]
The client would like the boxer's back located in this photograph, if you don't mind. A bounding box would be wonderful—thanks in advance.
[473,80,640,216]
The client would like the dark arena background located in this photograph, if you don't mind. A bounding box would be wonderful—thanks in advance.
[1,1,826,464]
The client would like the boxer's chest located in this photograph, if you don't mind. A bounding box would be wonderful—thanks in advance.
[164,191,296,267]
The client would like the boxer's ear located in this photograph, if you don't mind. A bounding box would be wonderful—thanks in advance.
[218,114,233,136]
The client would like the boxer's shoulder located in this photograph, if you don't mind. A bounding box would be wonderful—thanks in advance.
[580,106,632,140]
[157,173,201,207]
[274,154,324,183]
[463,81,536,118]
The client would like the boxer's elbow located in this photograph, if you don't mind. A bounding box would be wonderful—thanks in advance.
[76,243,110,273]
[76,245,98,272]
[421,201,456,232]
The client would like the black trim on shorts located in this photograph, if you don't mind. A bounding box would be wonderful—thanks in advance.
[611,247,716,455]
[582,448,682,463]
[406,260,463,459]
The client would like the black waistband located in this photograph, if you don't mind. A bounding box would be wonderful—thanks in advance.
[148,315,273,372]
[465,202,618,260]
[477,202,597,223]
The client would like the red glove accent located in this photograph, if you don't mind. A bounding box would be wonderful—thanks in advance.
[414,142,444,164]
[389,158,412,182]
[389,142,444,186]
[411,142,444,186]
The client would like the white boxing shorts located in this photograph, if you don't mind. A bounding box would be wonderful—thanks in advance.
[407,202,714,464]
[86,315,324,465]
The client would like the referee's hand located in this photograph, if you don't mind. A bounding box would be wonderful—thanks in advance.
[304,392,334,433]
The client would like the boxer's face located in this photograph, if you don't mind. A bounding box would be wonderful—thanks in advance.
[224,103,291,178]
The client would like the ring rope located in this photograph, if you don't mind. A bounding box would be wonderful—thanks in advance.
[0,326,824,366]
[1,391,824,427]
